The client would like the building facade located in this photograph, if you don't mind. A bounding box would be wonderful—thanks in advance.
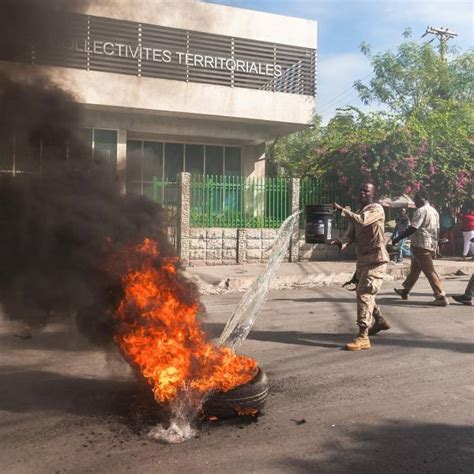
[0,0,317,199]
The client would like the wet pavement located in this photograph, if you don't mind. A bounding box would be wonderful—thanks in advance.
[1,275,473,473]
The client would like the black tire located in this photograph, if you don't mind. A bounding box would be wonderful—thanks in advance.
[203,368,269,418]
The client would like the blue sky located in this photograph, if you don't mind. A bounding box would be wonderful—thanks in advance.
[203,0,473,122]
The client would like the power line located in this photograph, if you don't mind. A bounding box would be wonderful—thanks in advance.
[421,26,458,61]
[317,71,373,114]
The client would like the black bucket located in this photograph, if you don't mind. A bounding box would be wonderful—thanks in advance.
[305,204,333,244]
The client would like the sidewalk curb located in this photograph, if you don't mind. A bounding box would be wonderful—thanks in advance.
[185,262,473,295]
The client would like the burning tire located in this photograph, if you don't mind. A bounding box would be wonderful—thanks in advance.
[203,368,269,418]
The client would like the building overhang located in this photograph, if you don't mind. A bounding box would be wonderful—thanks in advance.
[80,104,313,145]
[1,62,315,144]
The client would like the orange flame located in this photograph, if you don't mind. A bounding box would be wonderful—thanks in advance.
[113,238,257,405]
[234,407,258,417]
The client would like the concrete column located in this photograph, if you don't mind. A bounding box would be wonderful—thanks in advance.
[289,178,301,262]
[117,129,127,195]
[237,228,247,264]
[242,144,266,178]
[177,172,191,266]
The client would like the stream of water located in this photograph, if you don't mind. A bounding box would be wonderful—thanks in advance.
[219,210,301,351]
[150,211,301,443]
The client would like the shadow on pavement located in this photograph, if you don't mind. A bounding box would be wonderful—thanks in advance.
[203,322,473,354]
[274,421,474,473]
[0,369,165,429]
[273,296,354,304]
[273,292,444,307]
[203,322,351,349]
[377,298,441,307]
[247,330,347,349]
[372,335,473,353]
[0,330,94,352]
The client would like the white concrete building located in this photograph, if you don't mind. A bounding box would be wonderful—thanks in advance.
[1,0,317,198]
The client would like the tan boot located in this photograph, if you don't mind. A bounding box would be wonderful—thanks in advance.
[345,336,371,351]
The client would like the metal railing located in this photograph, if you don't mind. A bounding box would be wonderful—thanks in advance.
[190,175,291,228]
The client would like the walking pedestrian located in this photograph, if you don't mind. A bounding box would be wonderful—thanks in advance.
[439,207,455,256]
[452,274,473,306]
[331,183,390,351]
[393,208,411,263]
[452,236,474,306]
[458,205,474,260]
[393,191,449,306]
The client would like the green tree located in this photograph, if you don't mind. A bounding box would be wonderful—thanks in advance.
[354,33,474,117]
[266,117,322,178]
[320,103,473,203]
[269,33,473,204]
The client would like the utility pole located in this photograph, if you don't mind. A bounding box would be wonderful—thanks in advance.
[422,26,458,61]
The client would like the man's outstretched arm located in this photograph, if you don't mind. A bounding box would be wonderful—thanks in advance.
[331,220,355,250]
[334,202,383,226]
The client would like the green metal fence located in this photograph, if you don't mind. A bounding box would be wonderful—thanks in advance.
[300,178,359,230]
[190,175,291,228]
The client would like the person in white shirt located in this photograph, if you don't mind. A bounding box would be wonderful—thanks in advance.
[393,191,449,306]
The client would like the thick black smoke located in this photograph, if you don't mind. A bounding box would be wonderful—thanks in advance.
[0,1,178,345]
[0,168,175,341]
[0,0,90,156]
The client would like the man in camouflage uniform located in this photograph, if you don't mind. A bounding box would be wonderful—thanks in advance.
[332,183,390,351]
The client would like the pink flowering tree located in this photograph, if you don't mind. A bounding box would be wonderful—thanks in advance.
[320,103,472,204]
[269,34,473,207]
[347,33,473,204]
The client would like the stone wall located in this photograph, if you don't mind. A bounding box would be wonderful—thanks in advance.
[298,241,343,261]
[188,227,287,266]
[189,228,238,266]
[245,228,283,262]
[298,229,356,261]
[186,226,356,266]
[178,172,356,267]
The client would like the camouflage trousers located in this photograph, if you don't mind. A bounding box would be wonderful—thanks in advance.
[355,264,387,336]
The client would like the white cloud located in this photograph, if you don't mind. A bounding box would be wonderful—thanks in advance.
[317,53,377,123]
[382,1,473,32]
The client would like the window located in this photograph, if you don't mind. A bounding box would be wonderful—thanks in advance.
[143,142,163,199]
[94,130,117,165]
[0,128,118,176]
[205,146,224,176]
[126,141,167,201]
[0,133,42,175]
[0,136,13,172]
[126,140,142,195]
[224,147,241,176]
[41,133,68,171]
[126,140,241,201]
[185,144,204,175]
[69,129,92,161]
[164,143,184,180]
[16,133,41,173]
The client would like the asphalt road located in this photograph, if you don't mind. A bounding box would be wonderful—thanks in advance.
[1,275,473,473]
